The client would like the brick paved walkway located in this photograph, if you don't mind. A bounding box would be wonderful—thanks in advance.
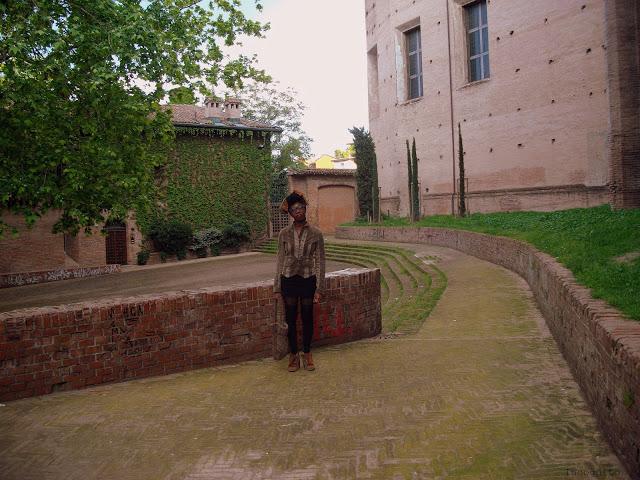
[0,242,628,479]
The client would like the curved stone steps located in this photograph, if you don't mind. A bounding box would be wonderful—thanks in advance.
[254,242,392,304]
[325,245,419,323]
[254,240,446,333]
[324,248,405,309]
[328,245,431,319]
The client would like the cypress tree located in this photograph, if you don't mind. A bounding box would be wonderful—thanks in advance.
[350,127,380,221]
[458,123,467,217]
[406,139,413,220]
[411,138,420,221]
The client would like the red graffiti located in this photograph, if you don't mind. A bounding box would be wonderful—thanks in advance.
[313,303,353,339]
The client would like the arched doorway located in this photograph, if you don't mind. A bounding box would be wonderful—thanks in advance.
[318,185,356,234]
[105,221,127,265]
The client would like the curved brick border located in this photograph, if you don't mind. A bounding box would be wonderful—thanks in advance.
[336,226,640,479]
[0,268,381,402]
[0,265,120,289]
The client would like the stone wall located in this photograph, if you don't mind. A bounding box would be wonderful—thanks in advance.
[0,268,381,402]
[336,225,639,479]
[0,265,120,289]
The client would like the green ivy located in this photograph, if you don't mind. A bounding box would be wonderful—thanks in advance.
[137,132,271,238]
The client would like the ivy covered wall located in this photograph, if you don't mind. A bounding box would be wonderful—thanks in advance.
[138,127,272,238]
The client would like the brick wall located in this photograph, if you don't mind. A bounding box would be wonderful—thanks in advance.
[0,211,66,274]
[0,268,381,402]
[64,227,107,266]
[605,0,640,209]
[336,226,640,479]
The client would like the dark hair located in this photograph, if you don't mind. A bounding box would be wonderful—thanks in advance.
[285,192,306,206]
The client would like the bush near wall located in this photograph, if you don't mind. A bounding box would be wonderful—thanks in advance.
[137,130,271,240]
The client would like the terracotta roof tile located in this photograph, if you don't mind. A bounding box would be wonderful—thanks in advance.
[160,104,280,132]
[288,168,357,177]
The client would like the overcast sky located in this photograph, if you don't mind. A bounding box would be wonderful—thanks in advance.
[238,0,369,157]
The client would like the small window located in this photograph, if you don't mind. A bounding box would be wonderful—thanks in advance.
[405,27,423,99]
[465,0,490,82]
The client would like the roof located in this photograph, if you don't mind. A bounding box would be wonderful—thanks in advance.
[161,104,282,133]
[288,168,357,177]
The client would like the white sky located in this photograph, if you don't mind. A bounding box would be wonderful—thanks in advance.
[238,0,369,157]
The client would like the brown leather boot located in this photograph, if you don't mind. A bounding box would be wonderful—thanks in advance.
[302,352,315,371]
[287,353,300,372]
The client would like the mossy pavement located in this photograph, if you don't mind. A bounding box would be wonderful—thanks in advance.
[0,240,628,479]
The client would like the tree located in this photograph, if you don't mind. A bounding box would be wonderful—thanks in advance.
[406,139,413,220]
[168,86,196,105]
[0,0,270,235]
[334,144,355,159]
[350,127,379,222]
[458,123,467,217]
[238,82,311,173]
[411,138,420,221]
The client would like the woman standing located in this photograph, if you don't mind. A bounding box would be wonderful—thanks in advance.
[273,191,325,372]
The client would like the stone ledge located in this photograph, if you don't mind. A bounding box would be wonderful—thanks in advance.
[0,265,120,289]
[336,225,640,479]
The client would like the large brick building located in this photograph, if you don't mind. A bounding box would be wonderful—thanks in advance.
[366,0,639,216]
[0,98,279,275]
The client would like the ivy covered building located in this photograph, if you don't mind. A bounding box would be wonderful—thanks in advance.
[0,97,280,274]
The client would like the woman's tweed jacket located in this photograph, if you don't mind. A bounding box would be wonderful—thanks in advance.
[273,222,326,294]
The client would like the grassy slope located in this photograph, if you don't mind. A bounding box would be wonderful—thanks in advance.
[345,205,640,320]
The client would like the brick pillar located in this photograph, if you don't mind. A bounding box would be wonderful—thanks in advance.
[605,0,640,209]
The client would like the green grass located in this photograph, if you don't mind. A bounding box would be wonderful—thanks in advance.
[345,205,640,320]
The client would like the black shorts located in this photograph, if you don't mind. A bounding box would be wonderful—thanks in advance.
[280,275,317,298]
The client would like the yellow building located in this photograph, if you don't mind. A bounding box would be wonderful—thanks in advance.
[308,154,357,170]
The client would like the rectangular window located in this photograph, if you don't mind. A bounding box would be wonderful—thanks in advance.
[466,0,490,82]
[405,27,423,99]
[367,45,380,118]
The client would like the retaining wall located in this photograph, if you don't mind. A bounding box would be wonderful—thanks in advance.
[336,225,640,479]
[0,268,381,402]
[0,265,120,289]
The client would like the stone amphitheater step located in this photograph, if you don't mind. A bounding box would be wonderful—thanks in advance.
[256,240,446,334]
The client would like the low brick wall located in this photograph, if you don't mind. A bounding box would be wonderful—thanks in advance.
[0,265,120,289]
[0,268,380,402]
[336,226,640,479]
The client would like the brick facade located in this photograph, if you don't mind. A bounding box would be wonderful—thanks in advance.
[367,0,612,216]
[336,225,640,479]
[64,226,107,266]
[287,169,359,234]
[0,268,381,402]
[0,211,66,274]
[605,0,640,209]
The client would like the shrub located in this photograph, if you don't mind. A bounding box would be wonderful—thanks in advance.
[220,221,251,249]
[136,250,150,265]
[148,217,193,255]
[190,227,223,257]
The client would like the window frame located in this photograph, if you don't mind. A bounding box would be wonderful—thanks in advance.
[404,26,424,100]
[465,0,490,83]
